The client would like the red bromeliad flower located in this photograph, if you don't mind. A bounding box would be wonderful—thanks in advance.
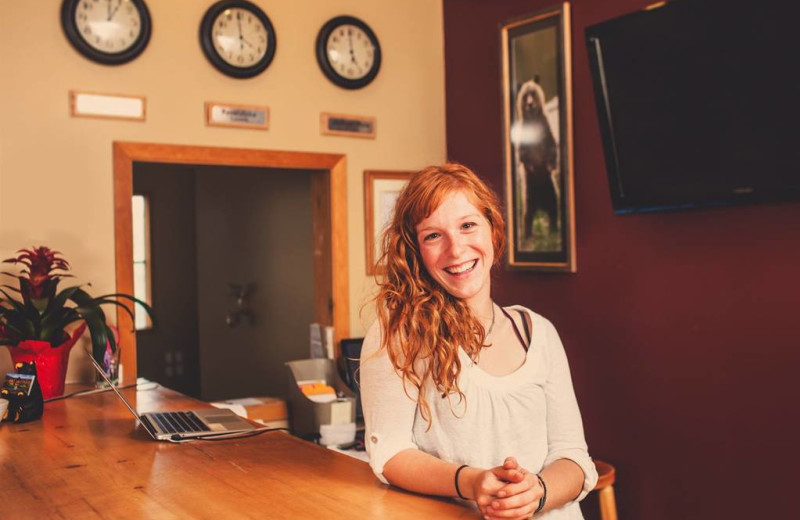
[4,247,70,300]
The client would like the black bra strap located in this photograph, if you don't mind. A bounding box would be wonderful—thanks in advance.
[517,309,531,348]
[500,307,530,352]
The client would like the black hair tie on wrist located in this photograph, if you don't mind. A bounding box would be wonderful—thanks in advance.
[534,473,548,513]
[454,464,469,500]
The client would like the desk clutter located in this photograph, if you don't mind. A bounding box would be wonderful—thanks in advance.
[1,362,44,424]
[286,358,357,446]
[210,396,289,429]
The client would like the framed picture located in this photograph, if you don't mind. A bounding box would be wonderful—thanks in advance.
[364,170,412,275]
[501,3,576,272]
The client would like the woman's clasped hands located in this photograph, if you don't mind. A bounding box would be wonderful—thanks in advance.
[472,457,543,520]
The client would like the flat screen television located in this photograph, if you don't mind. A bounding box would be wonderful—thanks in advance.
[585,0,798,214]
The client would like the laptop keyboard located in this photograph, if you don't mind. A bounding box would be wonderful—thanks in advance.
[150,411,212,434]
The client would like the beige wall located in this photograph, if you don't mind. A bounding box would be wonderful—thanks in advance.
[0,0,446,381]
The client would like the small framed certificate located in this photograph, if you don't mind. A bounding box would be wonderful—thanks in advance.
[364,170,413,275]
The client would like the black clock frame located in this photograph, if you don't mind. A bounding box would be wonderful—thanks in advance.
[316,15,381,90]
[61,0,152,65]
[199,0,277,79]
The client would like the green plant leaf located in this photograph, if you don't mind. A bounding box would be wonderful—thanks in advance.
[0,288,24,312]
[94,293,154,316]
[76,304,109,365]
[105,323,117,354]
[32,297,49,314]
[88,297,138,324]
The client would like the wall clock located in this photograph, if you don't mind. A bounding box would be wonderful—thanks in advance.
[61,0,152,65]
[200,0,277,79]
[316,16,381,89]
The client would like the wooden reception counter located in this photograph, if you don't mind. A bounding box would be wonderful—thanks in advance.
[0,383,472,519]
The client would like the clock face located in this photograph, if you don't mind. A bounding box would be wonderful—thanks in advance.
[200,0,277,79]
[211,8,270,68]
[316,16,381,90]
[74,0,142,54]
[61,0,151,65]
[325,24,376,81]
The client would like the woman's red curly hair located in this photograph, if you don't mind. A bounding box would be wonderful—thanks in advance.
[374,163,505,427]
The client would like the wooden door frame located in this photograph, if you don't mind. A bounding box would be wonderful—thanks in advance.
[113,141,348,385]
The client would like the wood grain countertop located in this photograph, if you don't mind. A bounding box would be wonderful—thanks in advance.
[0,383,474,519]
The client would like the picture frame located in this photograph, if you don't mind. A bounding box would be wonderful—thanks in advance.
[501,3,576,272]
[364,170,412,275]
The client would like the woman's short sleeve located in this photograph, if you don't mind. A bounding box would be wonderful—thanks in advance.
[360,321,419,484]
[539,316,599,501]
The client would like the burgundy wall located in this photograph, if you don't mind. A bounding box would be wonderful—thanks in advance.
[443,1,799,519]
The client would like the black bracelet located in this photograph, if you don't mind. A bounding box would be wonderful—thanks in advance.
[454,464,469,500]
[534,473,548,513]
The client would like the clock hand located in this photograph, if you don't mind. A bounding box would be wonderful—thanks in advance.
[107,0,111,21]
[241,36,255,49]
[108,0,122,21]
[348,35,357,64]
[237,11,244,51]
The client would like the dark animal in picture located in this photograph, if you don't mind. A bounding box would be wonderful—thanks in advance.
[515,79,559,236]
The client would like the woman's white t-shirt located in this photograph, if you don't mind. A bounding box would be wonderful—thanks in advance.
[360,306,598,519]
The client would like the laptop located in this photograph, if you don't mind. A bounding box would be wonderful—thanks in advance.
[88,352,255,441]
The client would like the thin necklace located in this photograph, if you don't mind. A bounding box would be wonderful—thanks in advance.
[485,302,496,337]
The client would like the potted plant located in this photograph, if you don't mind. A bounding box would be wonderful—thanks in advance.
[0,246,152,398]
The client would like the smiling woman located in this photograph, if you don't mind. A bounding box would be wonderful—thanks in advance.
[416,191,495,306]
[360,163,597,519]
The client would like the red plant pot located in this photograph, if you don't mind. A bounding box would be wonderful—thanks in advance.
[6,323,87,400]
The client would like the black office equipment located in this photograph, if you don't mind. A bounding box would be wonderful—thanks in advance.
[585,0,798,214]
[340,338,364,421]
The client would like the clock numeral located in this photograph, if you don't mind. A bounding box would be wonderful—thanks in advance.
[129,30,135,38]
[237,55,244,64]
[83,26,92,35]
[257,46,262,54]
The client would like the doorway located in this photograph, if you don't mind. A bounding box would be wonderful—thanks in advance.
[113,142,349,389]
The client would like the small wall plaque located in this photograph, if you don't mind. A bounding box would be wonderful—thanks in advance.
[321,112,376,139]
[205,102,269,130]
[70,91,146,121]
